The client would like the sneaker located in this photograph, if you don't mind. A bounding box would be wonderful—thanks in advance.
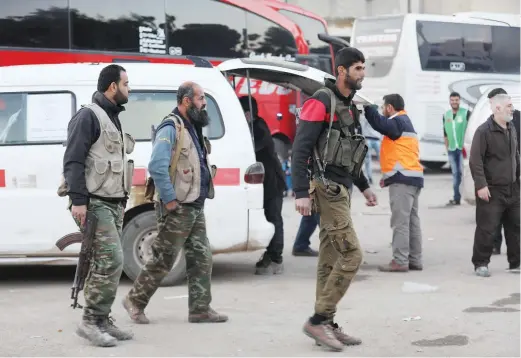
[303,320,343,352]
[255,253,284,275]
[409,263,423,271]
[122,296,150,324]
[446,199,460,206]
[292,247,319,257]
[378,260,409,272]
[475,266,491,277]
[99,316,133,341]
[189,307,228,323]
[316,322,362,346]
[76,319,117,347]
[507,264,520,273]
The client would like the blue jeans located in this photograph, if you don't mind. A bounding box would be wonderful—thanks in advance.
[364,138,381,184]
[448,149,463,202]
[293,213,320,251]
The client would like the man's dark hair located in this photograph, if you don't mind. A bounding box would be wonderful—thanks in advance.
[177,82,197,105]
[335,47,365,70]
[97,64,126,92]
[488,87,507,99]
[383,94,405,111]
[238,96,259,116]
[449,92,460,98]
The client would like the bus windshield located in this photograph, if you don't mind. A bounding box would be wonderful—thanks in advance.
[351,16,405,78]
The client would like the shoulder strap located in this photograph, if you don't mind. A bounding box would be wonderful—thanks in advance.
[314,88,337,164]
[168,114,185,182]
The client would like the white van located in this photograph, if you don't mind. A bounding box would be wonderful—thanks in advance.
[461,83,521,205]
[0,57,370,285]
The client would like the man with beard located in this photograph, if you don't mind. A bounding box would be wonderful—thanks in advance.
[443,92,472,206]
[469,93,520,277]
[122,81,228,324]
[238,96,287,273]
[62,64,134,347]
[292,47,377,352]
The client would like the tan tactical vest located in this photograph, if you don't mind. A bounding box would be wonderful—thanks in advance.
[84,103,135,198]
[153,114,215,204]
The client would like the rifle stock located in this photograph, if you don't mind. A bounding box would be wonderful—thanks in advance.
[68,211,98,309]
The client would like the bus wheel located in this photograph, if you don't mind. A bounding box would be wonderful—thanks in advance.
[122,210,186,287]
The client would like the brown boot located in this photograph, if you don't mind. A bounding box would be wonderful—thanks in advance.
[122,296,150,324]
[379,260,409,272]
[189,307,228,323]
[316,322,362,347]
[303,320,343,352]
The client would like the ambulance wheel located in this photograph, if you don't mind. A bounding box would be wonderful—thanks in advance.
[122,210,186,287]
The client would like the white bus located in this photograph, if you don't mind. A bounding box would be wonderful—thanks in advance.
[350,13,520,170]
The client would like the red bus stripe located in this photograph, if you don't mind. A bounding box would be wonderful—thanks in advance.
[0,169,5,188]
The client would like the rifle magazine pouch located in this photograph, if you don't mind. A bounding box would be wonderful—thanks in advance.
[318,128,341,165]
[57,174,68,197]
[144,177,155,202]
[350,138,368,177]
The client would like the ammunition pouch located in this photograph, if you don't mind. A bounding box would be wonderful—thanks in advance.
[317,129,368,178]
[314,87,368,178]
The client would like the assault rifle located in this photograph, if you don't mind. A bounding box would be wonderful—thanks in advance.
[55,212,98,309]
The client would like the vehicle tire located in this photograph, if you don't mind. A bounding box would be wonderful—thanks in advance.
[421,161,446,171]
[122,210,186,287]
[273,136,291,161]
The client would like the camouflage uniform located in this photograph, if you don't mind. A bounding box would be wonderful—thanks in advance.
[123,202,227,323]
[71,198,133,346]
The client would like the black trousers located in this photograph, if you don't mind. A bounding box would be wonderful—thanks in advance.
[472,184,520,268]
[264,195,284,262]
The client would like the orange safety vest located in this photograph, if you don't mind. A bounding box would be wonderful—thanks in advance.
[379,110,424,180]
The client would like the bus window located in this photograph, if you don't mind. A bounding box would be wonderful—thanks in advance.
[352,16,405,78]
[0,0,69,49]
[277,10,330,55]
[416,21,520,74]
[166,0,246,58]
[246,12,298,57]
[120,91,225,141]
[70,0,167,54]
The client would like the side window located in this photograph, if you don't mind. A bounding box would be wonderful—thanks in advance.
[0,0,69,48]
[119,92,225,141]
[70,0,167,54]
[166,0,246,57]
[0,92,75,145]
[246,12,298,57]
[416,21,520,74]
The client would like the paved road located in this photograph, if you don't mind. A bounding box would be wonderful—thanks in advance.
[0,172,519,357]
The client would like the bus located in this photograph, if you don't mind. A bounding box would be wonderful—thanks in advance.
[350,13,520,169]
[0,0,336,159]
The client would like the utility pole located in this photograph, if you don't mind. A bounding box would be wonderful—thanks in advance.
[407,0,411,13]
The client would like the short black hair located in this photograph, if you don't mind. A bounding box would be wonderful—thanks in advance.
[449,92,460,98]
[335,47,365,71]
[177,82,197,105]
[97,64,126,92]
[383,93,405,111]
[238,96,258,116]
[488,87,507,99]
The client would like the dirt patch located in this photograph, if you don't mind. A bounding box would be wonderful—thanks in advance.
[412,335,469,347]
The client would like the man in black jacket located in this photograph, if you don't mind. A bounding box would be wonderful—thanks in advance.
[62,64,134,346]
[239,96,286,275]
[291,47,377,352]
[487,88,520,255]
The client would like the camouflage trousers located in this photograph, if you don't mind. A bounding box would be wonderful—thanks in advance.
[128,202,213,314]
[71,198,124,321]
[310,179,363,320]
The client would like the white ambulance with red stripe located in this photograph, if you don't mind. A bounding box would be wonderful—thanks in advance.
[0,57,370,285]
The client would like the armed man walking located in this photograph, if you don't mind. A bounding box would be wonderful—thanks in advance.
[122,82,228,324]
[62,64,134,347]
[443,92,471,206]
[291,47,377,352]
[364,94,424,272]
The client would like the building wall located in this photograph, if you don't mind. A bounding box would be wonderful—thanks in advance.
[286,0,519,35]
